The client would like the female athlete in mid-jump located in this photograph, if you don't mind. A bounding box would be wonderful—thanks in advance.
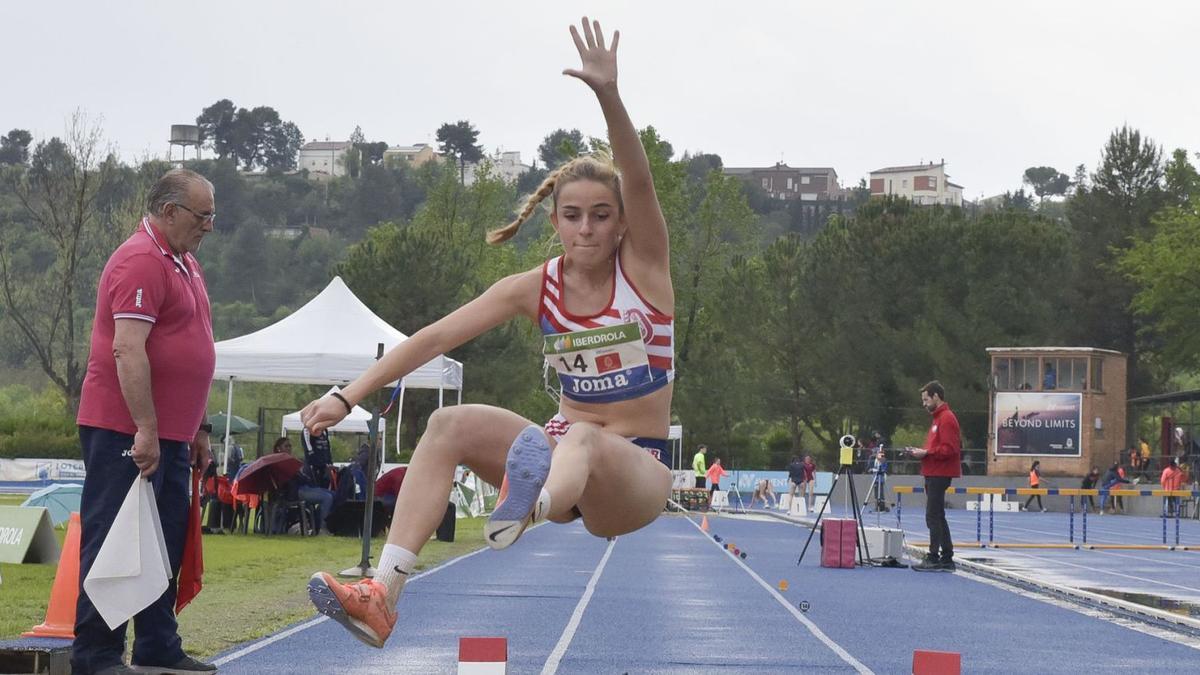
[302,17,677,647]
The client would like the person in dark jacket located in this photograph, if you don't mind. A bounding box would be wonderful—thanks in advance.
[1100,463,1130,514]
[1080,467,1100,513]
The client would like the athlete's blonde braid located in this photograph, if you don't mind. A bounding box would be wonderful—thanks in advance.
[487,163,569,245]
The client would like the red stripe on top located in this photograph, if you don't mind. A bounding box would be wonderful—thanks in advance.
[648,335,671,347]
[547,296,603,329]
[459,637,507,662]
[540,304,570,333]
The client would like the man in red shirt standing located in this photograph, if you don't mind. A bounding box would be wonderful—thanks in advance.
[907,380,962,572]
[73,169,217,674]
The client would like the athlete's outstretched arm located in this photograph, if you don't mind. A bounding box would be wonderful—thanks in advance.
[564,17,669,274]
[300,270,538,433]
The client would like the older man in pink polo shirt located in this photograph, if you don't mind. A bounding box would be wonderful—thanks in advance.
[73,168,217,675]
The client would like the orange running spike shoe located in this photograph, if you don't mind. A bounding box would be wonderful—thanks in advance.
[307,572,396,648]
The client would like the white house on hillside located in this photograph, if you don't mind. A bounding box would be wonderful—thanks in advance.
[464,150,531,186]
[869,161,964,206]
[298,141,352,178]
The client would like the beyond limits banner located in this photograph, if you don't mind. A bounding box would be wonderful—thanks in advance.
[994,392,1082,456]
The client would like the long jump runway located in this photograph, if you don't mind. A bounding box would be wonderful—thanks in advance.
[214,514,1200,673]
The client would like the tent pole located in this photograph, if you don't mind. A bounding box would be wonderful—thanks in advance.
[438,355,445,408]
[395,381,406,461]
[343,343,385,578]
[221,377,234,475]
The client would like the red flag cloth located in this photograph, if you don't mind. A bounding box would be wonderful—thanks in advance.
[176,469,204,614]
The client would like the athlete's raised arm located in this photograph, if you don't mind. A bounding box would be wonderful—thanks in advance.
[564,18,670,285]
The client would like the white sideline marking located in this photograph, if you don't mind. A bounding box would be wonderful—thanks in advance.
[539,537,617,675]
[957,567,1200,651]
[676,508,872,673]
[213,544,494,666]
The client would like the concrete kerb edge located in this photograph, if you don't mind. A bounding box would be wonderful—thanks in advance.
[901,543,1200,638]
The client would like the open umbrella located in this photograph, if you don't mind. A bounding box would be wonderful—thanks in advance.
[22,483,83,526]
[235,453,302,495]
[208,412,259,435]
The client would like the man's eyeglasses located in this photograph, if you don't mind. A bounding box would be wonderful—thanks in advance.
[173,202,216,223]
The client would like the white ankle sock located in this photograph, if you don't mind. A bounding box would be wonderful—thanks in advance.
[377,544,417,605]
[534,488,552,522]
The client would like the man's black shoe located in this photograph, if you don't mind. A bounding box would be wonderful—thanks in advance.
[911,554,944,572]
[940,558,957,572]
[131,654,218,673]
[95,665,139,675]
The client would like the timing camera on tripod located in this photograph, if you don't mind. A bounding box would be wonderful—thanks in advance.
[797,434,874,566]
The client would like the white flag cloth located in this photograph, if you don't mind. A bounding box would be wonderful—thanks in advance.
[83,477,171,629]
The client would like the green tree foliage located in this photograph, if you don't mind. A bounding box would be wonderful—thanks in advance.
[714,198,1070,450]
[196,99,238,159]
[537,128,585,169]
[1022,166,1071,201]
[336,162,549,447]
[1163,148,1200,206]
[435,120,484,184]
[1065,125,1167,396]
[1120,206,1200,370]
[0,129,33,165]
[0,113,124,411]
[196,100,303,170]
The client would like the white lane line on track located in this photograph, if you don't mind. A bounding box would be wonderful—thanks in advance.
[956,566,1200,651]
[539,537,617,675]
[212,543,495,666]
[678,513,873,674]
[980,547,1200,594]
[1092,548,1200,570]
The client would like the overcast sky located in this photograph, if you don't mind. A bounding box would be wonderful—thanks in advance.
[5,1,1197,199]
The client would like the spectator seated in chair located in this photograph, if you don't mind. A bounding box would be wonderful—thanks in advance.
[269,436,335,535]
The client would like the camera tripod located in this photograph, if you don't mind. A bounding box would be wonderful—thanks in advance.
[797,463,873,566]
[862,469,890,513]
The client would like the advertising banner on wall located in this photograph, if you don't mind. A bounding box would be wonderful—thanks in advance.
[994,392,1082,456]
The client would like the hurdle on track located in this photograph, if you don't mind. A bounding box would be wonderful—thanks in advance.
[892,486,1199,548]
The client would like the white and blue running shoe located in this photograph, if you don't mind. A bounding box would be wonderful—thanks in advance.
[484,425,552,550]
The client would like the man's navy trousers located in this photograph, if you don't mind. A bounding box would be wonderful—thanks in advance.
[72,425,190,674]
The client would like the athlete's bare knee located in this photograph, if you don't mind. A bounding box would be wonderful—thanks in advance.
[557,422,602,459]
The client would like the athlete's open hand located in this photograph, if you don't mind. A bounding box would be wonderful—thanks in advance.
[300,395,349,435]
[564,17,618,92]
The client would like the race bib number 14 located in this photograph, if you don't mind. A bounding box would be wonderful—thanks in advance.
[544,322,652,401]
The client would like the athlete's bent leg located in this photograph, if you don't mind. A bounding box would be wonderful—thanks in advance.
[542,423,672,538]
[309,405,533,648]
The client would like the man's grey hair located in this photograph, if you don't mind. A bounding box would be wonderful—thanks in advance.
[146,168,214,216]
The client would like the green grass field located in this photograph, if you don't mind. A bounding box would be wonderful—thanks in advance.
[0,494,485,659]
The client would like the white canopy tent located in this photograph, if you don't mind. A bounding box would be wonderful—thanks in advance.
[213,276,463,471]
[281,387,385,437]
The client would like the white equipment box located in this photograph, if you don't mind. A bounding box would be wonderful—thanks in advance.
[860,526,904,560]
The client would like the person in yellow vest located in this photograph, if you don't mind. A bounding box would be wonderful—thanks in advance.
[1024,460,1046,512]
[692,444,708,489]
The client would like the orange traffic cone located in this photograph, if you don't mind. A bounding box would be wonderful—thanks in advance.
[700,515,710,532]
[24,511,81,639]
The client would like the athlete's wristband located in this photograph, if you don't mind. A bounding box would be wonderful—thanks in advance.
[330,392,354,414]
